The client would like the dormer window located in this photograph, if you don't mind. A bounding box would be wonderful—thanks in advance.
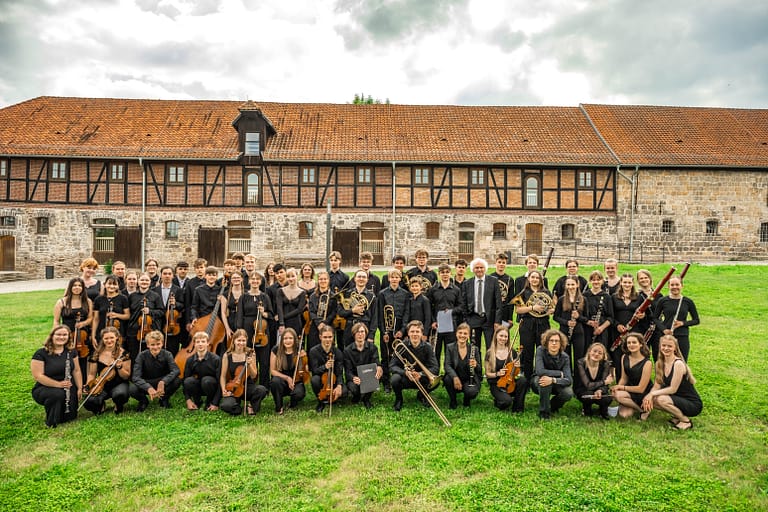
[245,132,260,155]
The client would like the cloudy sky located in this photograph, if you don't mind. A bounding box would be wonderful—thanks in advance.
[1,0,766,109]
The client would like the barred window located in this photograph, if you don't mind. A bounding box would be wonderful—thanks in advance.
[661,220,675,233]
[760,223,768,243]
[706,220,719,236]
[426,222,440,239]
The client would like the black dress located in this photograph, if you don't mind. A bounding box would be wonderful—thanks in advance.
[622,355,652,407]
[32,348,79,427]
[663,359,702,417]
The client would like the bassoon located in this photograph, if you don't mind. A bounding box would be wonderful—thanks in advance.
[611,266,676,351]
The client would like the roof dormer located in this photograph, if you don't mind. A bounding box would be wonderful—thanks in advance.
[232,101,276,164]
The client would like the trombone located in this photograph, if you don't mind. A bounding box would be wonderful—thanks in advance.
[391,339,451,427]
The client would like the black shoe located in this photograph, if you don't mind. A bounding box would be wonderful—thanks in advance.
[159,399,171,409]
[114,403,124,414]
[538,411,551,420]
[449,399,458,410]
[393,399,403,411]
[419,395,430,408]
[251,399,262,414]
[136,401,149,412]
[384,384,392,394]
[463,398,471,408]
[315,402,326,413]
[363,399,373,410]
[582,406,593,417]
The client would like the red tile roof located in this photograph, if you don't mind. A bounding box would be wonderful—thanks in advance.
[581,104,768,167]
[0,96,766,168]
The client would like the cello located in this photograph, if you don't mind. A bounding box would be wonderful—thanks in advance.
[176,274,229,376]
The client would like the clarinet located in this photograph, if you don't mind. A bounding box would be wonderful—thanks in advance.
[64,350,72,414]
[591,295,604,343]
[567,296,581,340]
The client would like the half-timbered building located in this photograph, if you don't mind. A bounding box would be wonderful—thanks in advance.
[0,96,766,275]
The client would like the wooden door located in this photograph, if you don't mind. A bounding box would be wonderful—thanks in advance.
[332,230,359,266]
[114,226,142,268]
[525,223,543,256]
[0,236,14,271]
[198,227,226,267]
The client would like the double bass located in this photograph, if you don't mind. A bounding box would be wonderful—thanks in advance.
[176,275,229,376]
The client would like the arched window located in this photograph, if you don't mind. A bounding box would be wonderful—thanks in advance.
[244,171,260,205]
[525,176,540,208]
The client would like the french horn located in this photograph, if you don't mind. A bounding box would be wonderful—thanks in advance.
[526,291,553,317]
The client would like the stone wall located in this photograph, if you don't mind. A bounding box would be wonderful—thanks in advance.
[3,166,767,277]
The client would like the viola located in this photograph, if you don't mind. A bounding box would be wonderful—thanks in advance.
[317,351,336,402]
[84,352,130,396]
[496,361,521,393]
[252,300,268,348]
[166,293,181,336]
[225,349,254,399]
[73,312,89,358]
[137,297,153,341]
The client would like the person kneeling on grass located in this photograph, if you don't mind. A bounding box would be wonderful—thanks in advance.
[531,329,573,420]
[641,334,702,430]
[130,330,181,411]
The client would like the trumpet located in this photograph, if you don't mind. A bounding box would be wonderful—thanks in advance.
[526,291,553,318]
[392,339,451,427]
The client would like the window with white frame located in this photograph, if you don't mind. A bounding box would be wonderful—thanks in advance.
[302,167,316,184]
[244,171,260,205]
[470,169,484,186]
[0,159,7,177]
[245,132,260,155]
[525,176,540,208]
[358,167,371,184]
[414,168,430,185]
[111,163,124,181]
[168,165,185,184]
[50,161,67,180]
[578,170,593,187]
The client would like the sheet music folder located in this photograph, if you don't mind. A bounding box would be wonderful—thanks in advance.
[357,363,379,394]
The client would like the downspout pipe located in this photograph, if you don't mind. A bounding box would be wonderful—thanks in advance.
[140,157,146,271]
[615,165,639,262]
[392,161,396,260]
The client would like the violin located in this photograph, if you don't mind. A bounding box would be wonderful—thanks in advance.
[166,293,181,336]
[302,308,312,335]
[225,349,254,399]
[252,300,268,347]
[107,299,121,331]
[294,352,311,385]
[73,312,89,358]
[317,351,336,402]
[84,352,130,396]
[496,351,522,393]
[137,297,153,341]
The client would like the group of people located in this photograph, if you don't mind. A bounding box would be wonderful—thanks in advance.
[31,251,701,430]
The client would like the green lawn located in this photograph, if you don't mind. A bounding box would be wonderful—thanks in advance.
[1,264,766,511]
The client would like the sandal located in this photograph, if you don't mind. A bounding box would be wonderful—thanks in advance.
[673,420,693,430]
[247,405,255,416]
[668,418,681,426]
[639,411,650,421]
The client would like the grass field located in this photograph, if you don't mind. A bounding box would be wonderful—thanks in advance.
[1,263,767,511]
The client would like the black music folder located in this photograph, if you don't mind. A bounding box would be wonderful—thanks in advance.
[357,363,379,394]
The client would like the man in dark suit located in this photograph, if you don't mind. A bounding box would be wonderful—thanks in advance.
[460,258,502,355]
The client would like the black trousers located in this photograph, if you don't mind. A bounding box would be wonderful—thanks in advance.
[346,381,375,404]
[32,385,78,427]
[270,377,306,411]
[579,395,613,416]
[310,374,347,402]
[183,375,218,407]
[130,377,181,405]
[443,375,480,404]
[391,373,432,402]
[487,376,528,412]
[220,383,268,415]
[83,382,130,414]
